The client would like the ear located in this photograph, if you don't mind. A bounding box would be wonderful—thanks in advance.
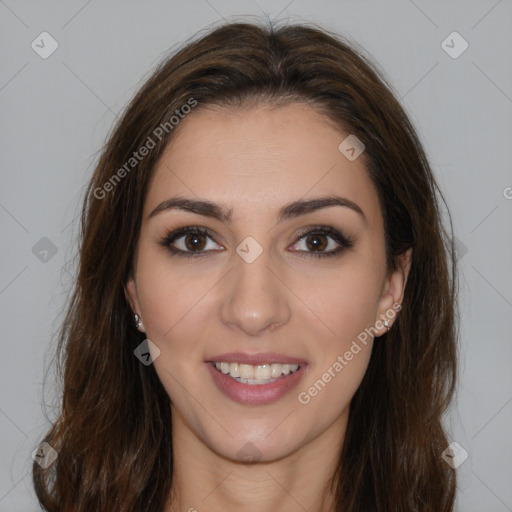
[375,248,412,336]
[124,277,142,318]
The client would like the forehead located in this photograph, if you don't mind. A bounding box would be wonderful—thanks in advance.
[144,102,381,226]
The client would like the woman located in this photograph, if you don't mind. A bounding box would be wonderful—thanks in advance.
[33,20,458,511]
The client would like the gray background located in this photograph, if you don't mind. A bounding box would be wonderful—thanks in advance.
[1,0,511,510]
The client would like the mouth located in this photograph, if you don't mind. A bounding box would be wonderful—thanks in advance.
[205,355,308,405]
[210,361,302,385]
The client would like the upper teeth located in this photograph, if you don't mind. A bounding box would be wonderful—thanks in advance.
[215,362,299,380]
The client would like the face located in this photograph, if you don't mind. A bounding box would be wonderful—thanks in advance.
[126,102,409,463]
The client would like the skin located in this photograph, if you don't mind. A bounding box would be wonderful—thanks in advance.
[125,102,412,512]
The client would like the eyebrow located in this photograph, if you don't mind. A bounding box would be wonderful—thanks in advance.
[148,195,366,224]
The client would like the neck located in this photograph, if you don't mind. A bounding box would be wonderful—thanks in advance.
[165,407,346,512]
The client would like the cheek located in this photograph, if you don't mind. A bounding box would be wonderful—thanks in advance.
[135,248,218,340]
[291,260,382,417]
[295,300,375,432]
[132,250,218,388]
[298,341,373,411]
[296,260,384,342]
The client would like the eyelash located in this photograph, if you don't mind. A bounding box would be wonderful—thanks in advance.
[158,225,353,259]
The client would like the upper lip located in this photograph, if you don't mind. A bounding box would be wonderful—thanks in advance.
[206,352,308,366]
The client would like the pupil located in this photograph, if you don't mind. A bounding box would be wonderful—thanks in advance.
[186,234,205,251]
[307,234,326,251]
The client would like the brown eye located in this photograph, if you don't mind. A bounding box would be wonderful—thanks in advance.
[305,233,328,252]
[184,233,207,251]
[290,226,354,258]
[160,226,223,258]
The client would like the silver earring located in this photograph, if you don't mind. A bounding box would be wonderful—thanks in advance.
[383,320,390,330]
[134,314,144,330]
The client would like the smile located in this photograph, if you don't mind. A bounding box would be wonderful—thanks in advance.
[213,362,301,384]
[206,360,308,405]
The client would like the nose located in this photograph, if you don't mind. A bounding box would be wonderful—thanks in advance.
[219,248,291,337]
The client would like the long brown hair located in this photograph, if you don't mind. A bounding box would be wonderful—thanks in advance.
[33,19,458,511]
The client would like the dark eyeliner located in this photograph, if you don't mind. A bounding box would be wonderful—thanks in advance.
[294,225,354,258]
[159,224,353,259]
[158,226,214,258]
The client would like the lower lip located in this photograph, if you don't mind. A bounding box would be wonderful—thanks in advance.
[205,363,308,405]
